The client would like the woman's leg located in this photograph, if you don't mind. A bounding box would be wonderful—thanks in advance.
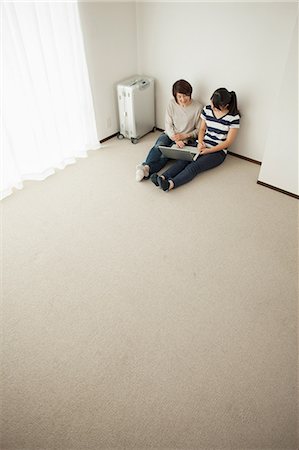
[144,133,173,164]
[170,151,226,189]
[137,133,174,181]
[144,133,174,174]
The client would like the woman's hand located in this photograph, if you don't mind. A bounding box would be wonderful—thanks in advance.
[175,140,185,148]
[172,133,188,142]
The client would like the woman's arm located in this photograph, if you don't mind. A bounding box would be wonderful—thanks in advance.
[172,131,193,141]
[164,102,176,139]
[199,128,239,154]
[165,110,186,147]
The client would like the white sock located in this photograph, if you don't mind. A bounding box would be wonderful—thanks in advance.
[143,165,150,177]
[136,164,145,182]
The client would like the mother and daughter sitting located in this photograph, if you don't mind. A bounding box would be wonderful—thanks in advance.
[135,79,240,191]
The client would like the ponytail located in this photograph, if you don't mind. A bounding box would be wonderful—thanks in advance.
[229,91,240,116]
[211,87,241,117]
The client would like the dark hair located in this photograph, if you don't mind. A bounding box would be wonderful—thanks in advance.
[172,79,193,102]
[211,87,240,116]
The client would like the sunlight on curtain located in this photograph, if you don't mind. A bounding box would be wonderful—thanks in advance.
[1,2,100,200]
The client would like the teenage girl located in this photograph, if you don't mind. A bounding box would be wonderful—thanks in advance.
[150,87,241,191]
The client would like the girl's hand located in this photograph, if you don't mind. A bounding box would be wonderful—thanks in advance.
[197,142,208,154]
[198,147,208,155]
[193,142,207,160]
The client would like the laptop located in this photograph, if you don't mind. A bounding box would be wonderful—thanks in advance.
[159,145,198,161]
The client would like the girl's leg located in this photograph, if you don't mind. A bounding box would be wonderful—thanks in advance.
[151,160,190,190]
[171,151,226,189]
[162,160,190,179]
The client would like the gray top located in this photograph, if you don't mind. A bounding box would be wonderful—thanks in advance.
[164,98,202,140]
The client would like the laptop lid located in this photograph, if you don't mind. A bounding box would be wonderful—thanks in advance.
[159,145,197,161]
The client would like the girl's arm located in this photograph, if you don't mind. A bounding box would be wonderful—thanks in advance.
[197,119,206,148]
[199,128,239,154]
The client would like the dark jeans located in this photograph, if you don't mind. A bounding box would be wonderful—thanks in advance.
[162,151,226,188]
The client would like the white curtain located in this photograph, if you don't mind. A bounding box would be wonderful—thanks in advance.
[1,1,100,200]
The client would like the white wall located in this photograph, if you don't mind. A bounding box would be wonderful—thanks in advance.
[78,2,138,140]
[136,2,297,164]
[258,19,298,195]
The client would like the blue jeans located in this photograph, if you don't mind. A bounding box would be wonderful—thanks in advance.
[143,133,174,174]
[162,151,226,188]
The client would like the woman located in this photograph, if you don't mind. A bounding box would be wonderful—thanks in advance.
[135,79,202,181]
[151,87,241,191]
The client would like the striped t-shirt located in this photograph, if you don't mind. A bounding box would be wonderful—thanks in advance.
[200,105,240,154]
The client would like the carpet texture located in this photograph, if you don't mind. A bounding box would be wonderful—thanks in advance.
[1,132,298,449]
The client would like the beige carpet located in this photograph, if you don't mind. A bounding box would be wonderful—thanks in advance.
[1,132,298,449]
